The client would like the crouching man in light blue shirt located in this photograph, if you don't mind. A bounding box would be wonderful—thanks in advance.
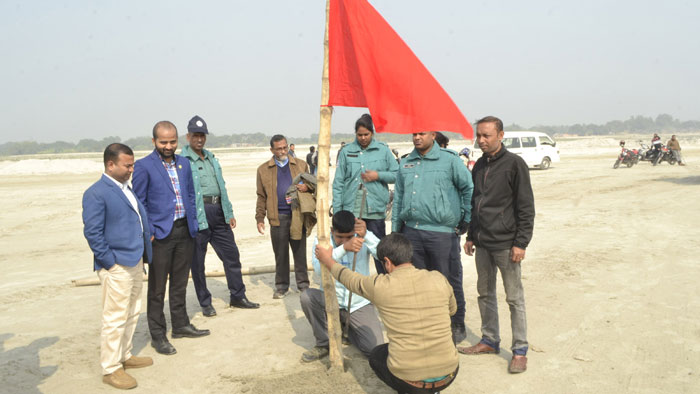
[300,210,385,363]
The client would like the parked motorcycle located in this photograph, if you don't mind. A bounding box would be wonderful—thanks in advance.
[652,144,677,166]
[613,147,636,169]
[638,141,655,162]
[459,147,476,171]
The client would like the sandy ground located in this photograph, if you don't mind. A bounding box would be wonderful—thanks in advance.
[1,138,699,393]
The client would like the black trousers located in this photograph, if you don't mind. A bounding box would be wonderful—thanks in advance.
[191,203,246,307]
[364,218,387,274]
[147,219,194,338]
[369,344,458,394]
[402,226,466,324]
[270,214,309,292]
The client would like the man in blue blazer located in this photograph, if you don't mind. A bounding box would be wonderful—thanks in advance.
[82,143,153,389]
[132,120,210,356]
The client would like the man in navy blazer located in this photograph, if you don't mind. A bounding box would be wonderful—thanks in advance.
[82,143,153,389]
[132,120,210,356]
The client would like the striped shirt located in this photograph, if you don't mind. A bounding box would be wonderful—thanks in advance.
[162,159,186,220]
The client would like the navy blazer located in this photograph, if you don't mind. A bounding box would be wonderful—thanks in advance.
[82,175,153,271]
[132,150,198,240]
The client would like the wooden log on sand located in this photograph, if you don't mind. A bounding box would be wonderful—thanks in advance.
[71,264,313,287]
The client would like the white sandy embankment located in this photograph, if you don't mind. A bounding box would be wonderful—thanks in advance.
[0,138,699,393]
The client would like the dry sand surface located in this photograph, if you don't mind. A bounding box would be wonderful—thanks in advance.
[1,137,699,393]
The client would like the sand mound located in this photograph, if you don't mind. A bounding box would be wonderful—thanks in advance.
[0,159,102,175]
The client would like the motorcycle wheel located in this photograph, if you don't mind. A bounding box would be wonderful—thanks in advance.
[613,159,621,169]
[670,157,677,165]
[626,161,633,168]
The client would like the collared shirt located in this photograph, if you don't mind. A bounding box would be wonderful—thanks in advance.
[311,231,379,313]
[274,157,290,168]
[104,173,143,231]
[161,159,186,220]
[193,155,221,197]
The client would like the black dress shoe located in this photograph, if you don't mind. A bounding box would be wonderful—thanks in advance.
[202,304,217,317]
[151,337,177,355]
[171,324,210,338]
[230,297,260,309]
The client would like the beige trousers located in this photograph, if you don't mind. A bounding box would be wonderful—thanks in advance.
[97,260,143,375]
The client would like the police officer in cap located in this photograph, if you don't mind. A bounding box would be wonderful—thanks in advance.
[181,115,259,317]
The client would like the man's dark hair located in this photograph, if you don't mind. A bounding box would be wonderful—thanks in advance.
[435,132,449,148]
[355,113,374,133]
[309,145,315,152]
[152,120,177,139]
[270,134,287,148]
[476,116,504,132]
[332,210,355,233]
[103,143,134,166]
[377,233,413,265]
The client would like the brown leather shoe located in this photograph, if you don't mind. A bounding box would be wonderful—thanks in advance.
[123,355,153,369]
[102,367,137,389]
[509,355,527,373]
[457,342,499,355]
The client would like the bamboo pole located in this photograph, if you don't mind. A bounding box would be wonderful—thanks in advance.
[343,186,366,341]
[71,265,314,287]
[317,0,344,370]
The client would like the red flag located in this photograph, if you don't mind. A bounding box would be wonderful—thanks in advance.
[327,0,472,138]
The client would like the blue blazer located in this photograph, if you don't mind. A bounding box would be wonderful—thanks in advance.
[82,175,153,271]
[132,150,198,240]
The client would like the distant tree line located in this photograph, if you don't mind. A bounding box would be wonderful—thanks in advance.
[2,114,698,156]
[504,113,700,136]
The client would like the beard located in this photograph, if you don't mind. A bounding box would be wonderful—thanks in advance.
[157,146,175,159]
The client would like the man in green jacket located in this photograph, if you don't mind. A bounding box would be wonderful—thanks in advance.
[182,115,259,317]
[333,114,398,274]
[393,131,473,344]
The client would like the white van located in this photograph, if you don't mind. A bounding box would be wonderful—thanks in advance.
[472,131,560,170]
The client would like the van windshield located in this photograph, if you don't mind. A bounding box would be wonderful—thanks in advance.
[539,135,555,146]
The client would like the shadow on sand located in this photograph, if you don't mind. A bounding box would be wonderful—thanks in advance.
[0,333,59,394]
[654,175,700,185]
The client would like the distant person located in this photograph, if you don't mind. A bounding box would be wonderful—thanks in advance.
[393,131,473,345]
[181,115,259,317]
[306,146,316,175]
[256,135,310,299]
[460,116,535,374]
[435,132,450,149]
[336,141,346,164]
[315,233,459,393]
[300,210,384,362]
[333,113,398,274]
[133,121,209,356]
[82,143,153,389]
[289,143,297,158]
[666,135,685,166]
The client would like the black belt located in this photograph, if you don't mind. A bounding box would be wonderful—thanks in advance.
[203,195,221,204]
[174,217,187,226]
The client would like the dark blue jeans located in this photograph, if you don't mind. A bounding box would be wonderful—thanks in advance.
[191,203,246,306]
[402,226,466,324]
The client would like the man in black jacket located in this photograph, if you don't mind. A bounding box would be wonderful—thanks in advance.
[458,116,535,375]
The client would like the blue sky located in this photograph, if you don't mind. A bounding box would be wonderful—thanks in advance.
[1,0,698,143]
